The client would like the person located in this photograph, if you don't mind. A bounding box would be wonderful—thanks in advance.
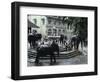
[50,40,59,64]
[71,36,80,50]
[64,36,67,40]
[28,27,31,34]
[28,32,33,48]
[36,33,42,41]
[65,41,68,51]
[60,34,64,44]
[76,36,81,50]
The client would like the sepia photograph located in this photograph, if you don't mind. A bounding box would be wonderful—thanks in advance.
[27,15,88,66]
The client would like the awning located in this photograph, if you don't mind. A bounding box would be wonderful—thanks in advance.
[28,20,40,28]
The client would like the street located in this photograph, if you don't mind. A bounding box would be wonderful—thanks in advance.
[28,53,87,66]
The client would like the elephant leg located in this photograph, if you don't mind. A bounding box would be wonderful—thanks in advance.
[35,55,39,64]
[54,55,56,63]
[50,55,53,64]
[52,54,56,63]
[57,52,59,57]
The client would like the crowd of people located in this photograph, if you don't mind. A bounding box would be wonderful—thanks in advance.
[28,31,87,64]
[28,33,77,52]
[28,29,87,54]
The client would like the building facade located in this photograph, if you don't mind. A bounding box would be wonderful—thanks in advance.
[28,15,74,40]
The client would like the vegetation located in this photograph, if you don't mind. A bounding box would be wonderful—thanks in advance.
[63,17,88,43]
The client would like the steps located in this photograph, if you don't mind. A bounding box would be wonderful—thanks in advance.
[28,50,82,59]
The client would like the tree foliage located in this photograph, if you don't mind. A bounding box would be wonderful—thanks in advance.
[62,17,88,41]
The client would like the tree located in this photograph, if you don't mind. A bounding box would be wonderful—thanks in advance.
[63,17,87,38]
[62,17,88,47]
[74,18,87,41]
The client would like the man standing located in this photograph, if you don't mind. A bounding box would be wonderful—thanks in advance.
[60,34,64,44]
[50,40,59,64]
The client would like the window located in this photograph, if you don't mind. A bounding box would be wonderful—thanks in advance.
[33,19,37,24]
[58,29,61,35]
[48,19,51,24]
[41,18,45,25]
[54,20,56,25]
[48,29,52,36]
[59,21,61,25]
[53,29,57,36]
[63,29,65,33]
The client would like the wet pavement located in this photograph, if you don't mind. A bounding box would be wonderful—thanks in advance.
[28,43,88,66]
[27,54,87,66]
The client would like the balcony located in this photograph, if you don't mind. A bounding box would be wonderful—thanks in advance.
[46,24,66,29]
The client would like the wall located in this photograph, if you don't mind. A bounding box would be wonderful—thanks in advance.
[28,15,46,36]
[0,0,99,82]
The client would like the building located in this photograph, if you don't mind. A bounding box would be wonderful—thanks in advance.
[28,15,74,40]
